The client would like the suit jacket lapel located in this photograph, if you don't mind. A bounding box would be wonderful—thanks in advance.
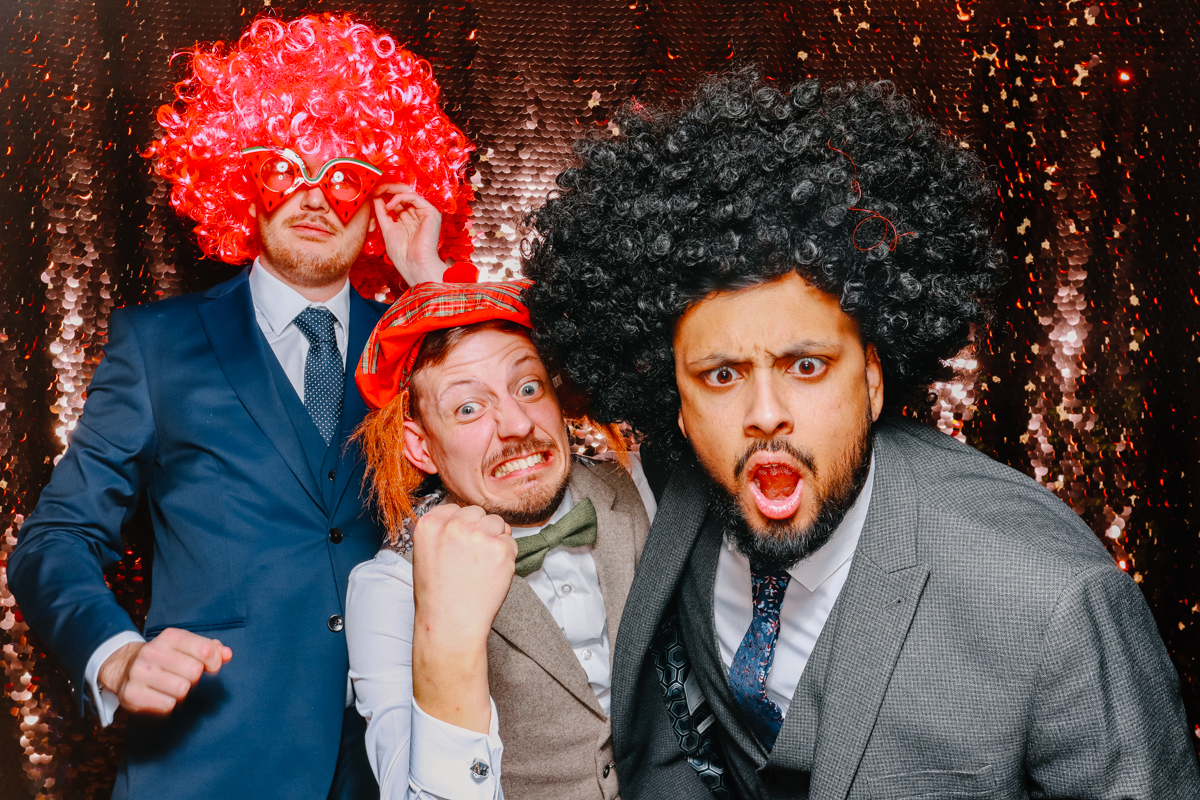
[610,455,711,733]
[810,429,930,800]
[574,462,643,672]
[490,562,605,716]
[195,272,324,509]
[329,289,380,517]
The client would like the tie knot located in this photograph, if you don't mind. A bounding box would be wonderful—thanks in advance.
[749,562,791,612]
[294,307,338,344]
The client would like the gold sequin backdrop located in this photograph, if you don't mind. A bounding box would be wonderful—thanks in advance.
[1,0,1198,795]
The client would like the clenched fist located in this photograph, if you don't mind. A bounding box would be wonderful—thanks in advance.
[410,503,516,733]
[98,628,232,715]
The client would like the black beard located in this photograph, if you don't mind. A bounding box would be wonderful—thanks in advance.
[708,427,874,571]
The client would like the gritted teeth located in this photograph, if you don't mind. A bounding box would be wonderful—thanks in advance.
[492,452,547,478]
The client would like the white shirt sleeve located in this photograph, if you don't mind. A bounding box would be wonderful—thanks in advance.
[627,452,657,523]
[345,552,504,800]
[84,630,146,727]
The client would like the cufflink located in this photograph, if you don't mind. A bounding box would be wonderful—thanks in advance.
[470,759,490,779]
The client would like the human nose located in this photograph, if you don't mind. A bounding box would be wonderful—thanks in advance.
[493,393,535,440]
[299,184,329,212]
[743,370,793,439]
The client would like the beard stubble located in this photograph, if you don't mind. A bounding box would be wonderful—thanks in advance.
[258,212,366,288]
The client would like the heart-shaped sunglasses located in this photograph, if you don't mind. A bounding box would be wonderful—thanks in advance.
[242,147,384,225]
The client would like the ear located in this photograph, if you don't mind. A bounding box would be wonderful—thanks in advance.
[368,216,377,233]
[677,407,688,439]
[248,201,257,219]
[864,343,884,421]
[401,419,438,475]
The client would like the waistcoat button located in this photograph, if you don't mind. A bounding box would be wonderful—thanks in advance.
[328,614,344,632]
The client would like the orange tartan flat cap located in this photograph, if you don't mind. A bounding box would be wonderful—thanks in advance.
[355,279,534,411]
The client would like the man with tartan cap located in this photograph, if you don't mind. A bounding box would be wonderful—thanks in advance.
[345,280,656,799]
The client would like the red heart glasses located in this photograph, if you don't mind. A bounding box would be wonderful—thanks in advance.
[242,147,384,225]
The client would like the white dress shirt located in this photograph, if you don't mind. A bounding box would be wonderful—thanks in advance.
[83,261,352,726]
[345,457,655,800]
[713,454,875,716]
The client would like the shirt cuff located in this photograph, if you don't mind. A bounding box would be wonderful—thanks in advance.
[409,696,504,800]
[84,631,146,727]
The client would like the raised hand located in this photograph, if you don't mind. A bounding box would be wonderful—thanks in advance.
[410,503,517,733]
[372,183,449,287]
[98,628,232,715]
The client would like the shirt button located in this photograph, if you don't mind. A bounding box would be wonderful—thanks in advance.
[329,528,343,543]
[581,649,593,661]
[328,614,344,632]
[560,583,573,595]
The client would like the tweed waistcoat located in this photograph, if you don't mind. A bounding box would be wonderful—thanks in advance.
[489,460,650,800]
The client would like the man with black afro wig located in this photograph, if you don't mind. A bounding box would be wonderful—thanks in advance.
[523,69,1200,800]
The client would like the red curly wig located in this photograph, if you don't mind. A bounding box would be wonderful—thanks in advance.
[148,13,474,267]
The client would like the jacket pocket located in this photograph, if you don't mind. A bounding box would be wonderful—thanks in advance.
[868,764,996,799]
[144,618,248,638]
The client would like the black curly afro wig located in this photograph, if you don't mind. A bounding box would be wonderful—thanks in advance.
[523,68,1005,460]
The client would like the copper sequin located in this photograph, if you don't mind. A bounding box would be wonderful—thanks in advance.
[1,1,1197,795]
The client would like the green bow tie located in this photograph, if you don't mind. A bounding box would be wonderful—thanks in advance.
[515,498,597,578]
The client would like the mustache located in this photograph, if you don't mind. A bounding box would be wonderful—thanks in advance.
[285,213,336,234]
[734,438,817,481]
[483,436,560,475]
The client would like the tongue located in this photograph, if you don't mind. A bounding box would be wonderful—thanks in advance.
[754,464,800,500]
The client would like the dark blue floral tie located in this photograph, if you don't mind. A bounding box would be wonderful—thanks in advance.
[728,562,791,750]
[293,307,343,444]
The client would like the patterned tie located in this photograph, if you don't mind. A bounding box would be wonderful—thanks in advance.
[293,307,343,444]
[514,498,596,577]
[728,562,792,750]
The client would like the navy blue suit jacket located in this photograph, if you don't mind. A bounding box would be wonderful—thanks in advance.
[10,270,386,798]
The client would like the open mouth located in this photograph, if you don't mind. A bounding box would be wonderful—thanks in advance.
[491,451,549,479]
[747,462,803,520]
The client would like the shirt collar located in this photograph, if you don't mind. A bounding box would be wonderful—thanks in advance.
[249,258,351,336]
[786,452,875,592]
[510,488,574,540]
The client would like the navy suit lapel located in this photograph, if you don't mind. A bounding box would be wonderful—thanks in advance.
[329,289,383,517]
[195,271,325,509]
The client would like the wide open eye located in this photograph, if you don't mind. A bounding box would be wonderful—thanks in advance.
[711,366,737,385]
[260,158,298,192]
[791,357,826,378]
[517,380,540,398]
[327,167,364,201]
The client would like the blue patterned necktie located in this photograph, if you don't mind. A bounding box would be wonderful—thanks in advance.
[293,307,343,444]
[728,562,792,750]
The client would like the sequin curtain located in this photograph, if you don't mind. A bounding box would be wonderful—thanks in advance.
[1,0,1197,795]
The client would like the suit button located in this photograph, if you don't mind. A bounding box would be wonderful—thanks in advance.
[602,763,612,778]
[329,527,343,543]
[328,614,344,632]
[328,469,336,481]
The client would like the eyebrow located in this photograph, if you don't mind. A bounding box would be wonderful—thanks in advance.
[436,378,485,405]
[686,338,843,369]
[433,354,543,406]
[509,354,540,372]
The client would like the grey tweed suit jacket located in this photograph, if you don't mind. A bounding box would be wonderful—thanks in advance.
[611,416,1200,799]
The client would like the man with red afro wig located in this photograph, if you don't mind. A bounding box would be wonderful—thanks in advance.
[9,13,474,800]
